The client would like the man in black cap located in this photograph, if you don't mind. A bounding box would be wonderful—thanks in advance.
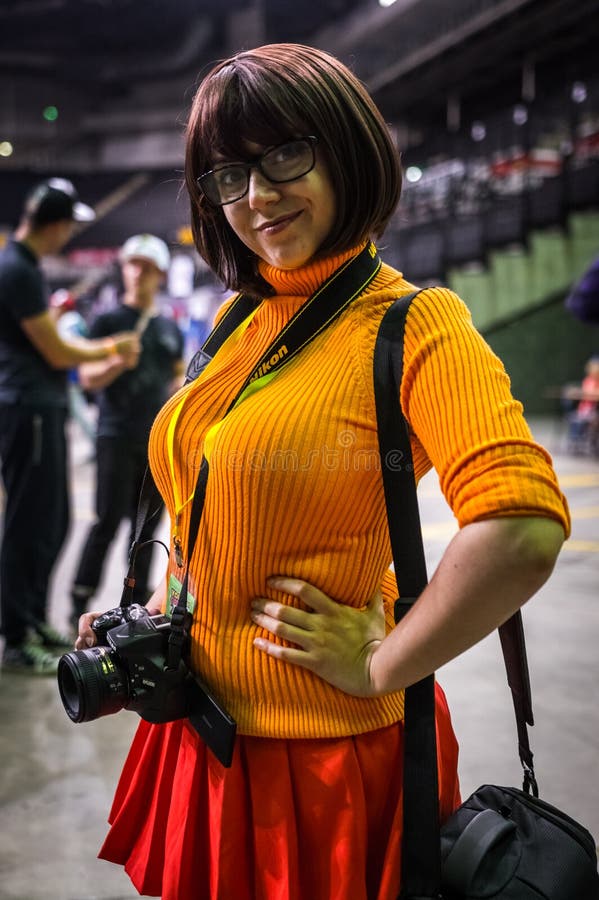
[0,178,140,673]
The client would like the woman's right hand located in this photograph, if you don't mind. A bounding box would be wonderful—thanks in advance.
[74,586,166,650]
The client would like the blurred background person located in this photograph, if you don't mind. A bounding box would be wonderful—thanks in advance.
[0,178,140,674]
[50,288,97,456]
[565,254,599,325]
[70,234,185,627]
[565,354,599,452]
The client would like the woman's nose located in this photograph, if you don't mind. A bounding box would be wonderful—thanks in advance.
[247,168,280,206]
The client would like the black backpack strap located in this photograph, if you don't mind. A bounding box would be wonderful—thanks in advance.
[373,292,442,900]
[498,613,537,794]
[374,291,538,899]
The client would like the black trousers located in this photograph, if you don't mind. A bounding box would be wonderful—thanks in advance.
[72,435,163,608]
[0,404,69,646]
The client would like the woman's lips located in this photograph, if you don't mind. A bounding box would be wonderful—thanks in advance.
[257,210,302,233]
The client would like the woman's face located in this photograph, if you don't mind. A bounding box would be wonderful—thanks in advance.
[220,140,337,270]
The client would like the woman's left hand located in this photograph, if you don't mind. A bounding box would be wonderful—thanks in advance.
[250,576,386,697]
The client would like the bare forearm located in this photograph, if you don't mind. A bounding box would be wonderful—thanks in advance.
[79,355,129,390]
[54,335,114,366]
[369,516,565,693]
[21,313,140,369]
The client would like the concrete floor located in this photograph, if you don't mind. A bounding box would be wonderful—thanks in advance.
[0,415,598,900]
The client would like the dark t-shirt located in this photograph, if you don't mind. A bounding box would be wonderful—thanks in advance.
[89,304,184,440]
[0,240,67,406]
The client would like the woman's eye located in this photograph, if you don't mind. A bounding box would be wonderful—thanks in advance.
[216,168,245,188]
[271,144,298,165]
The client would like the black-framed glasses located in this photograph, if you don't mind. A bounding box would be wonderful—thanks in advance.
[197,136,319,206]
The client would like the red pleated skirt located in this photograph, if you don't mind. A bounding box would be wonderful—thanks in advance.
[99,683,460,900]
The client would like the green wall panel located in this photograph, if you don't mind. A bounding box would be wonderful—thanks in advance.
[482,299,598,416]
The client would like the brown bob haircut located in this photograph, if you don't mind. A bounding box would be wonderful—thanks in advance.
[185,43,402,298]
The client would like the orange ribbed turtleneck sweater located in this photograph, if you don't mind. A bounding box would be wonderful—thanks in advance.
[148,246,570,738]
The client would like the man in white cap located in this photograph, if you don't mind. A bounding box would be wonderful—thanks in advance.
[70,234,185,627]
[0,179,140,673]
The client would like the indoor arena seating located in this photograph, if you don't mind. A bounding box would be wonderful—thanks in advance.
[387,158,599,335]
[385,151,599,418]
[446,210,599,332]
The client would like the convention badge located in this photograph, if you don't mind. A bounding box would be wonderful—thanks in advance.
[167,574,196,618]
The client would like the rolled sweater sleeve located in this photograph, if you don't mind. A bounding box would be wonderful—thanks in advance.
[401,287,570,535]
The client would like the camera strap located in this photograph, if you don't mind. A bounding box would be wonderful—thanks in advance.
[124,242,382,668]
[167,241,382,666]
[124,288,262,597]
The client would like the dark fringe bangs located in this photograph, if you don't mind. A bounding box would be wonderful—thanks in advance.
[202,64,311,163]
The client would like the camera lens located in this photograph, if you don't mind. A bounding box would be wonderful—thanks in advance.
[57,647,129,723]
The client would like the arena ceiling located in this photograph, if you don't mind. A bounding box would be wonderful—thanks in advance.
[0,0,598,169]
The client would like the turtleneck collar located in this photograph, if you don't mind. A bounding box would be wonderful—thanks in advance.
[258,243,367,298]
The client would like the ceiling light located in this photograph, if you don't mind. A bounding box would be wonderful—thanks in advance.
[405,166,423,183]
[513,104,528,125]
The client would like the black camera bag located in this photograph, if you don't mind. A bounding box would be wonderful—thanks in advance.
[374,294,599,900]
[440,784,599,899]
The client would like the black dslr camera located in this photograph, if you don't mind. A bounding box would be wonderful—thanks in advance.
[57,603,237,767]
[57,603,192,725]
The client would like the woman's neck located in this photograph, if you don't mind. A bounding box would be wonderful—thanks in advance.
[258,244,366,297]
